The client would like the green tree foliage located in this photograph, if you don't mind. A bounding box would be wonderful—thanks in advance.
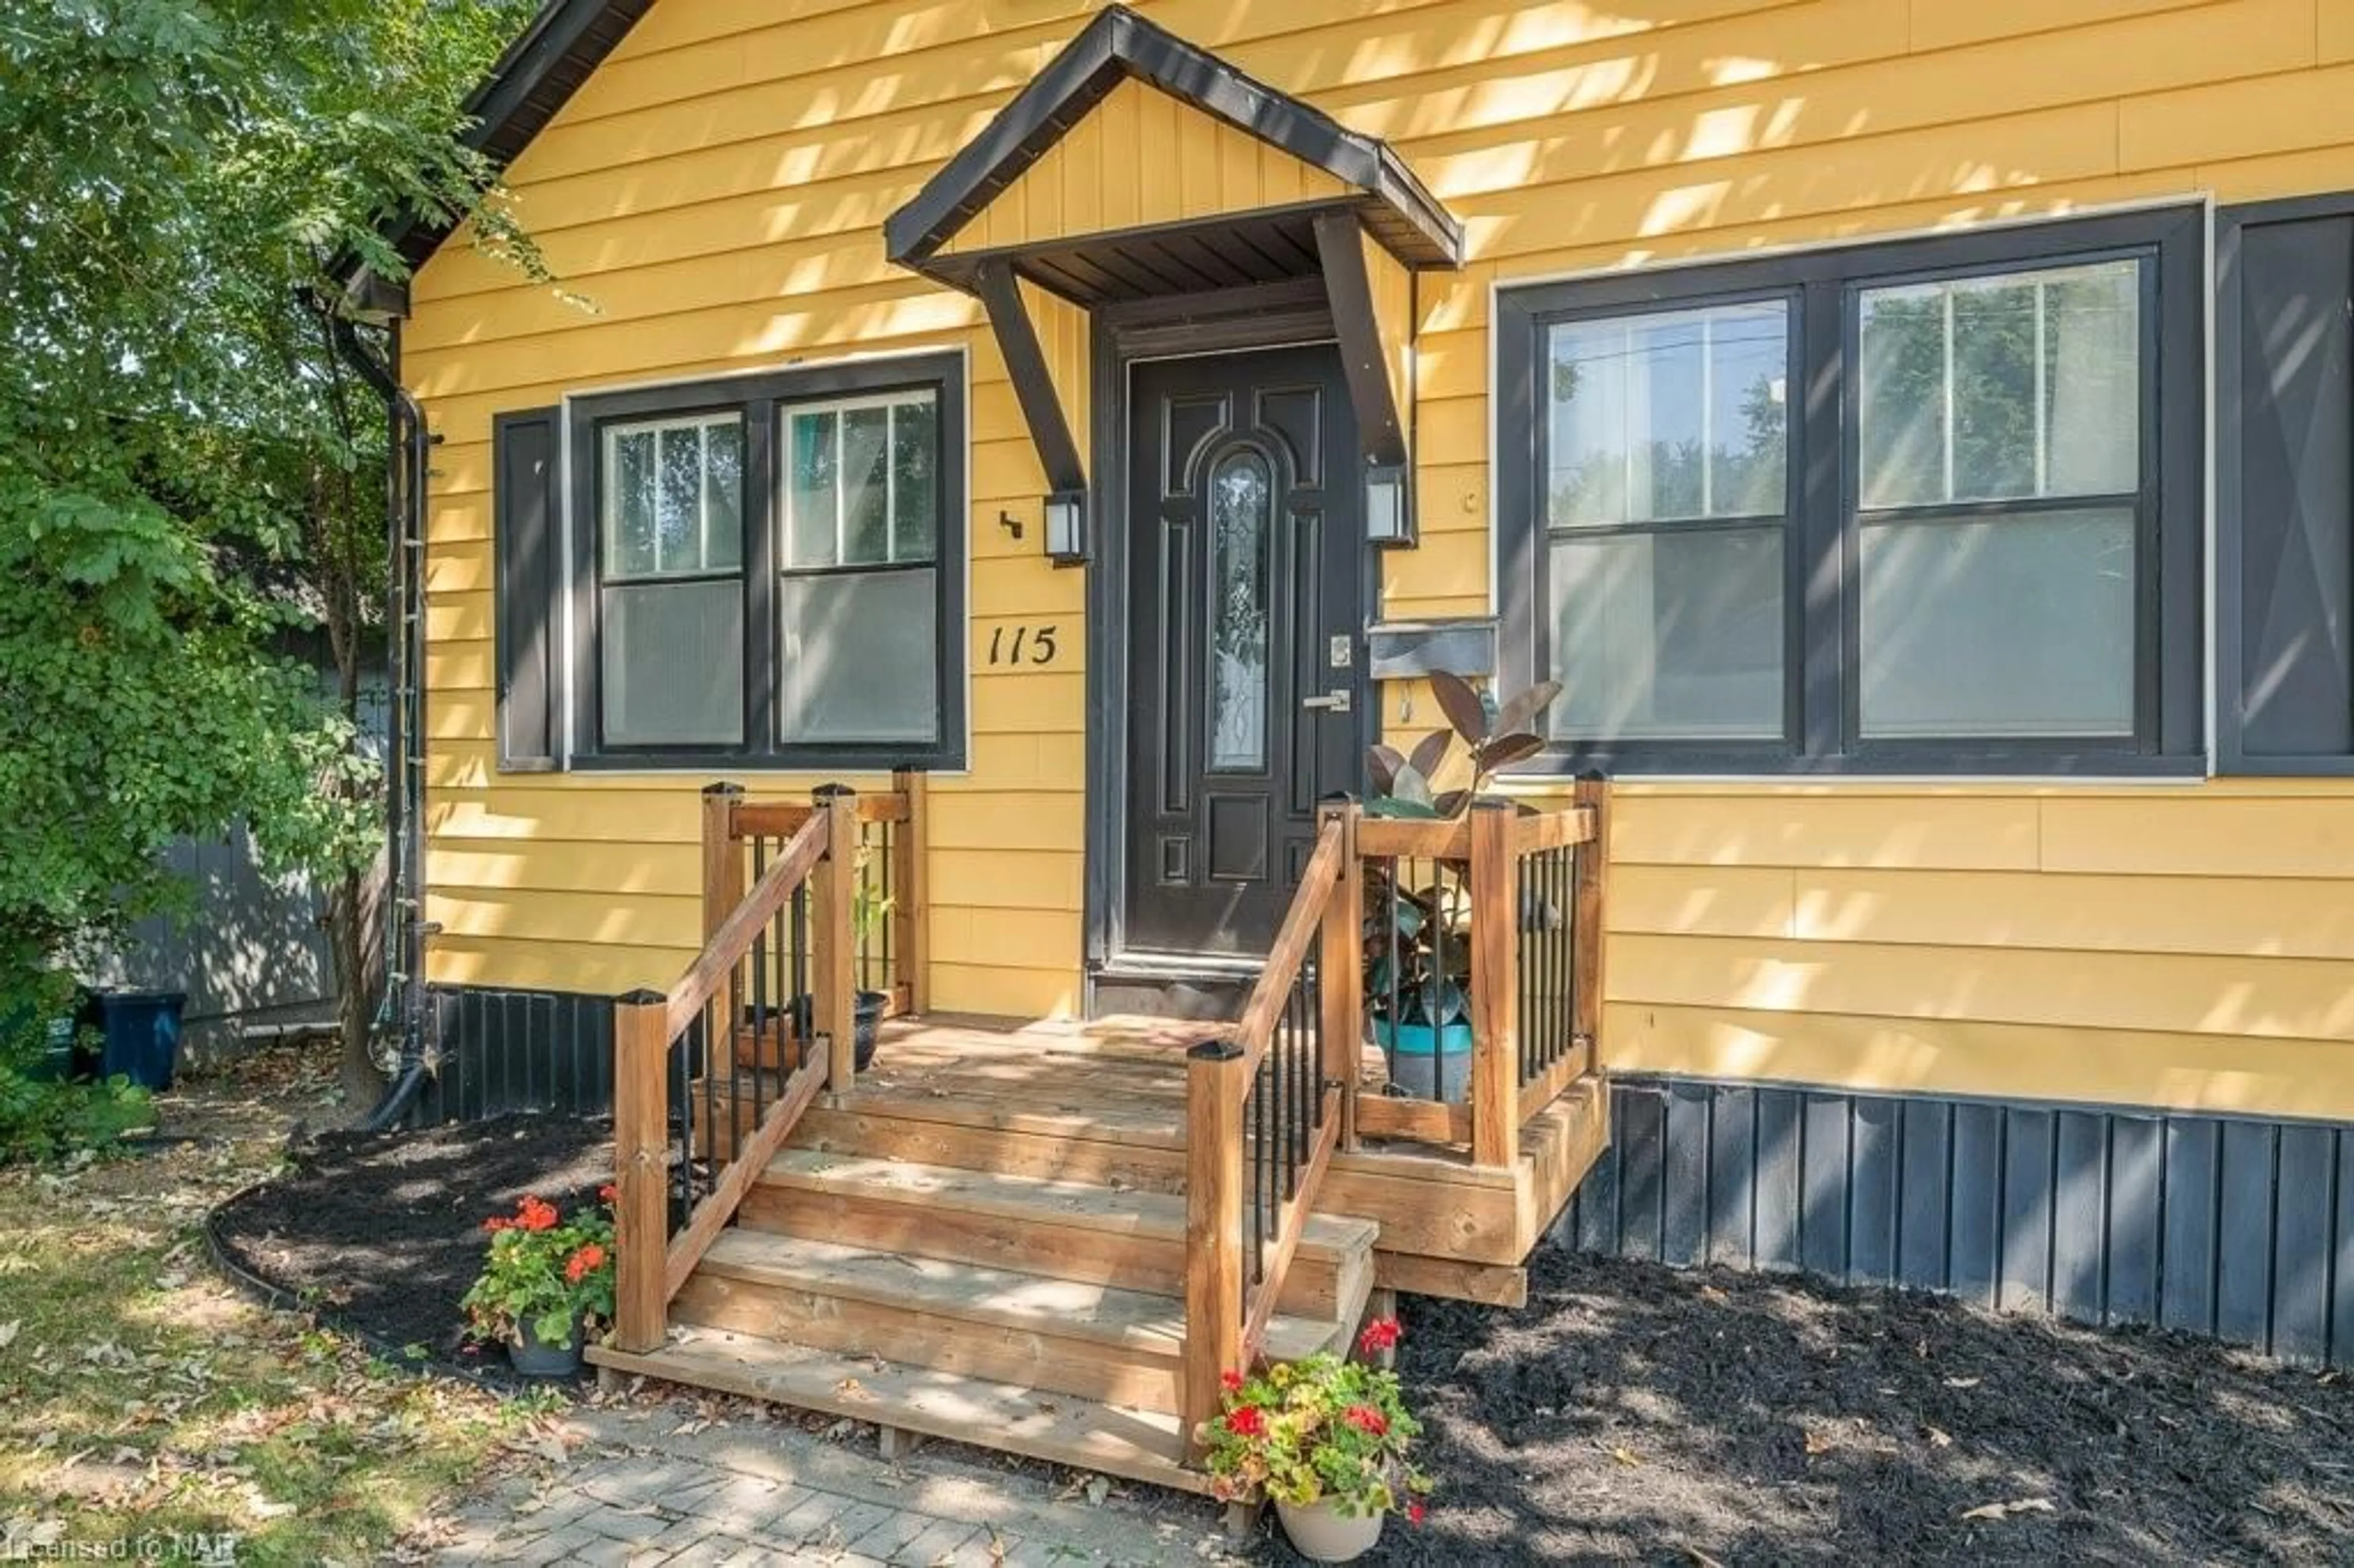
[0,1,538,1065]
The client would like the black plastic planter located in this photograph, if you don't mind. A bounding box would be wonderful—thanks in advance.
[785,991,886,1071]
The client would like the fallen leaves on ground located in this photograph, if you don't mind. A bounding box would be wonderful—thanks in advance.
[1960,1497,2057,1522]
[0,1060,557,1566]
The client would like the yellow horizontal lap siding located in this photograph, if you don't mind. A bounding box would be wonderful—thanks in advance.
[408,0,2354,1065]
[1513,783,2354,1118]
[1609,1004,2354,1124]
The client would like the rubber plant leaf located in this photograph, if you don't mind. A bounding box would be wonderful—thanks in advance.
[1393,766,1434,808]
[1429,670,1490,747]
[1477,732,1547,772]
[1406,728,1452,784]
[1492,679,1563,739]
[1366,743,1406,793]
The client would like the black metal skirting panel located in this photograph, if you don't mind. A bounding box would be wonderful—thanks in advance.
[1556,1076,2354,1368]
[406,984,615,1126]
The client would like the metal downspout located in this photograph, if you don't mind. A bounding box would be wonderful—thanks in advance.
[328,310,436,1130]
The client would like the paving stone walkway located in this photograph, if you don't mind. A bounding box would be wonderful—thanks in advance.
[425,1396,1243,1566]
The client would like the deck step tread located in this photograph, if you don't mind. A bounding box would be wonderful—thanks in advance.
[690,1229,1341,1361]
[758,1147,1381,1255]
[586,1330,1210,1496]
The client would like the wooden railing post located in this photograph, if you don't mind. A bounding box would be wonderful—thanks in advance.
[891,766,927,1016]
[700,782,744,946]
[1183,1039,1246,1460]
[1572,772,1610,1078]
[1468,799,1519,1169]
[812,783,859,1094]
[612,988,671,1354]
[1317,796,1362,1152]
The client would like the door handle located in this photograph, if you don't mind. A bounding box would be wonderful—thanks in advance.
[1302,689,1352,714]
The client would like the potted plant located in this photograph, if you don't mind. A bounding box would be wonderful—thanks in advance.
[783,848,895,1071]
[460,1189,616,1377]
[1198,1318,1433,1563]
[1362,672,1558,1102]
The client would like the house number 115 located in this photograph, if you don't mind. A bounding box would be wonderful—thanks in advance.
[986,625,1059,666]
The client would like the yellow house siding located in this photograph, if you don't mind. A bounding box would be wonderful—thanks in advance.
[1566,784,2354,1121]
[939,78,1346,254]
[405,0,2354,1116]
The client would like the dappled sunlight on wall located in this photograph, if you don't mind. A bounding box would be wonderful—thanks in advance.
[403,0,2354,1054]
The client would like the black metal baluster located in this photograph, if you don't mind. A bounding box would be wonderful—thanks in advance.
[1290,979,1309,1196]
[750,837,769,1100]
[1556,844,1572,1067]
[791,882,809,1043]
[671,1034,690,1238]
[1422,857,1441,1097]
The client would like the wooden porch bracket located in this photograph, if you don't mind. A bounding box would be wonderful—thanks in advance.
[1312,209,1416,547]
[973,257,1088,561]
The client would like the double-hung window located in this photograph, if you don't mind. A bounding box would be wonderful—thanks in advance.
[562,352,967,771]
[1497,207,2203,774]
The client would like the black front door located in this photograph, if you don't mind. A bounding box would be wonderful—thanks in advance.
[1124,343,1365,958]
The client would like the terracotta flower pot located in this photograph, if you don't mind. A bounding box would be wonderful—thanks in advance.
[508,1315,584,1377]
[1276,1499,1384,1564]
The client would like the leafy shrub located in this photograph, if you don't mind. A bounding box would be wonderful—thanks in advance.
[0,981,153,1163]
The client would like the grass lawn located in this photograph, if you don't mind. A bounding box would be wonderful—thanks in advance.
[0,1048,563,1567]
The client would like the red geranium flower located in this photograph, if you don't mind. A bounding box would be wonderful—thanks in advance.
[1223,1405,1267,1438]
[598,1183,619,1204]
[1408,1501,1426,1526]
[481,1216,512,1233]
[1219,1369,1245,1395]
[1343,1404,1388,1436]
[515,1196,559,1233]
[1357,1317,1401,1355]
[565,1243,608,1284]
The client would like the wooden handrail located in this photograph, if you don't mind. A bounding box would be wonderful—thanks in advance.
[1183,807,1355,1453]
[611,772,935,1357]
[733,794,908,837]
[662,813,829,1045]
[1355,815,1471,859]
[1229,816,1344,1083]
[1511,804,1596,853]
[1241,1093,1341,1359]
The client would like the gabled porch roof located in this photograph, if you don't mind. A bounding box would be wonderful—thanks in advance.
[883,4,1464,304]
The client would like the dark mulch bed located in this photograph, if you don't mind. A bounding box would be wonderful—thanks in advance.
[211,1118,2354,1561]
[208,1113,611,1384]
[1287,1247,2354,1566]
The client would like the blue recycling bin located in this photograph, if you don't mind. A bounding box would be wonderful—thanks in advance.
[92,990,185,1090]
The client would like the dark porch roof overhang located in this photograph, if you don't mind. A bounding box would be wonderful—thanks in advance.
[883,5,1464,293]
[884,6,1464,561]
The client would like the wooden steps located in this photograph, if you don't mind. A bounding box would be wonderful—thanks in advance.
[588,1326,1213,1496]
[610,1076,1381,1477]
[745,1149,1377,1320]
[672,1228,1352,1415]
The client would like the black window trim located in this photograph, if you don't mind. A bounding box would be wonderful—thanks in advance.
[560,349,969,774]
[2216,190,2354,777]
[1496,204,2207,777]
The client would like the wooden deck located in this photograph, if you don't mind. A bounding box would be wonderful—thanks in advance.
[594,1010,1607,1488]
[719,1011,1609,1304]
